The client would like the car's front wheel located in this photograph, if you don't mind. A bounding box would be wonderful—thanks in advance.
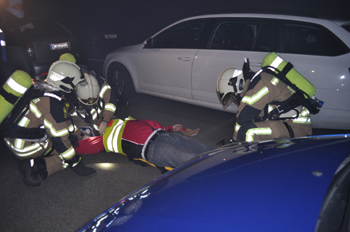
[106,62,136,103]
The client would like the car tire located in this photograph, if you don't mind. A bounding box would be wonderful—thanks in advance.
[107,62,136,103]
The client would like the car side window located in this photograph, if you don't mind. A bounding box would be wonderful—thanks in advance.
[341,23,350,33]
[278,20,349,56]
[21,19,71,38]
[208,19,272,52]
[151,19,211,49]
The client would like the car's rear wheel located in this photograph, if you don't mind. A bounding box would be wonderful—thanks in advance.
[107,62,136,103]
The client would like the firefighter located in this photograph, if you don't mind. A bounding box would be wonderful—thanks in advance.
[217,58,312,142]
[1,0,34,44]
[59,53,117,136]
[3,61,96,186]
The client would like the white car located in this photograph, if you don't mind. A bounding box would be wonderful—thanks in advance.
[103,13,350,130]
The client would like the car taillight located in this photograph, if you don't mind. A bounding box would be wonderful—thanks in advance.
[26,42,35,60]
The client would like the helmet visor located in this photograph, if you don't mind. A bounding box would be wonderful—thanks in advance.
[80,97,98,106]
[217,92,240,109]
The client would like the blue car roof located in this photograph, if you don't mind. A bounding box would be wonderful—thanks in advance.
[79,135,350,232]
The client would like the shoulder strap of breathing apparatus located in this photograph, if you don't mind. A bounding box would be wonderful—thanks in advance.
[0,86,45,139]
[260,63,323,118]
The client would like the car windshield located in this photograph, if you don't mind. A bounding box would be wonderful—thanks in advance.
[22,18,71,38]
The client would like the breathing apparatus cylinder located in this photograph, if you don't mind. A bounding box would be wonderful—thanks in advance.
[261,52,316,98]
[0,70,33,124]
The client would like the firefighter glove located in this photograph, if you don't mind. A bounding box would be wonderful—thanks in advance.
[99,121,108,135]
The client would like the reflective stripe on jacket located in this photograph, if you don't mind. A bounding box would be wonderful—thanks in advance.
[103,119,127,154]
[5,93,77,161]
[102,117,174,158]
[234,72,312,141]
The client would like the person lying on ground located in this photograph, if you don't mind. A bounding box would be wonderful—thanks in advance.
[74,117,214,172]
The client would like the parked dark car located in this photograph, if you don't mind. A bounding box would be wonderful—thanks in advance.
[78,134,350,232]
[75,28,126,76]
[3,17,78,80]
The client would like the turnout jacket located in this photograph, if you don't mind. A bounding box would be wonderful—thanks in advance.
[4,93,78,162]
[233,71,312,141]
[71,75,117,135]
[103,118,174,160]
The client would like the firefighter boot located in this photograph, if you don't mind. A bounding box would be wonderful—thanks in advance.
[18,157,48,187]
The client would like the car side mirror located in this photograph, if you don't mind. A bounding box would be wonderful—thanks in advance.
[144,38,154,48]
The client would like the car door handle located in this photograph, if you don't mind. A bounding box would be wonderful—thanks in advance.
[178,57,192,61]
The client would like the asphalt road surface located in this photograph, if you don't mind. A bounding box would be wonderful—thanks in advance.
[1,92,348,232]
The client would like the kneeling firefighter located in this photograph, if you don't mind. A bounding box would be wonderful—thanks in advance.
[217,52,323,142]
[59,53,117,136]
[1,60,96,186]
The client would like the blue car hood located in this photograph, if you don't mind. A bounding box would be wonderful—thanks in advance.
[79,135,350,232]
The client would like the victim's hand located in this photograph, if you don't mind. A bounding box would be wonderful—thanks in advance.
[172,124,183,132]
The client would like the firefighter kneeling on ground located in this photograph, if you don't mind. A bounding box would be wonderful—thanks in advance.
[59,53,117,137]
[217,53,322,142]
[1,60,96,187]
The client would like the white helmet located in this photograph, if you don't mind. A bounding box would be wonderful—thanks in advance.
[46,60,84,93]
[216,68,245,108]
[76,74,100,106]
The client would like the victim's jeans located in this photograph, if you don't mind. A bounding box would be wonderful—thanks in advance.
[146,132,214,168]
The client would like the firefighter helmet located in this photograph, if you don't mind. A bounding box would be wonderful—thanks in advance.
[59,53,76,64]
[216,68,245,108]
[76,73,100,106]
[46,60,84,93]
